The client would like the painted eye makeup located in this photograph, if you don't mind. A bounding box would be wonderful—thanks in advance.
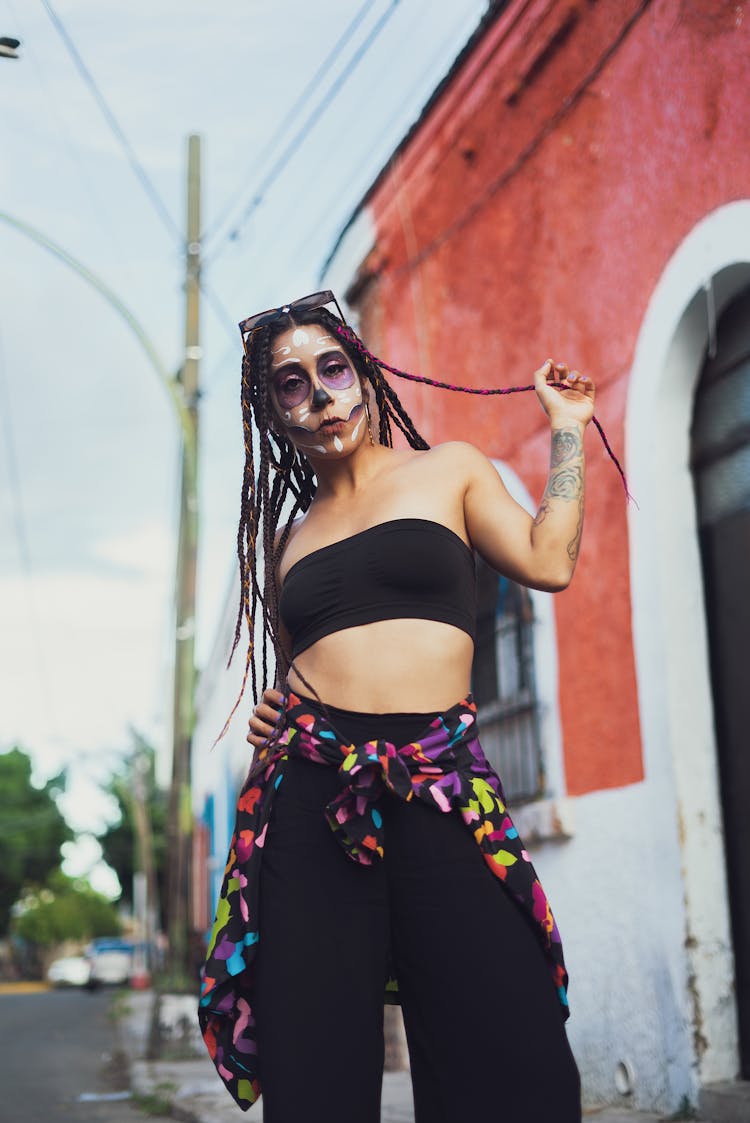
[272,352,355,413]
[318,356,355,391]
[274,371,310,409]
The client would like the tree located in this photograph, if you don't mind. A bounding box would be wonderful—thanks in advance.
[12,870,121,945]
[0,747,73,934]
[97,731,167,929]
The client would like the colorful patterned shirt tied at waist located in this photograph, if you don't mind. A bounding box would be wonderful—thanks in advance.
[198,692,570,1111]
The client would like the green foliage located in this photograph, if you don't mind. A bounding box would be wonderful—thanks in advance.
[97,732,167,926]
[665,1097,698,1120]
[0,747,73,934]
[12,870,121,945]
[132,1081,177,1117]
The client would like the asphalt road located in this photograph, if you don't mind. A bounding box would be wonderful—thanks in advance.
[0,987,143,1123]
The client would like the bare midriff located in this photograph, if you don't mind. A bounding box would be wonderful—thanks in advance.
[285,617,474,713]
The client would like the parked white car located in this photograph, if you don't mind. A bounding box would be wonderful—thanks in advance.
[86,938,134,986]
[47,955,92,987]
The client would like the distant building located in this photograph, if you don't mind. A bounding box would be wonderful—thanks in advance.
[193,1,750,1114]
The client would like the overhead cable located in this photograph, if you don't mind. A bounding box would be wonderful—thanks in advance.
[200,279,242,348]
[204,0,403,267]
[38,3,241,350]
[203,0,380,247]
[39,0,184,249]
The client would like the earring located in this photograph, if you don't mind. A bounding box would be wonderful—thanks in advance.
[365,399,375,446]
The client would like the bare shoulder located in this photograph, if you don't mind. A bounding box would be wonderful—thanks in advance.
[419,440,494,486]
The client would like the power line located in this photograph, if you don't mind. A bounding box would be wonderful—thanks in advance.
[203,0,403,267]
[34,6,240,372]
[314,0,490,280]
[211,0,486,370]
[203,0,380,248]
[39,0,184,249]
[200,278,240,347]
[7,0,148,307]
[36,2,241,351]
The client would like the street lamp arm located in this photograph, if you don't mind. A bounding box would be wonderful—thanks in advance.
[0,210,195,447]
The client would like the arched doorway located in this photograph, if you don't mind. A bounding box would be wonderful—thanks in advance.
[625,202,750,1093]
[691,286,750,1078]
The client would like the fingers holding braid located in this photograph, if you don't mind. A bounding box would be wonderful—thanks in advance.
[533,359,595,427]
[339,327,628,496]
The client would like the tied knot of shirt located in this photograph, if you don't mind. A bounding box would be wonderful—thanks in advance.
[280,700,495,866]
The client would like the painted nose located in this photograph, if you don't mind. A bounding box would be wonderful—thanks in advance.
[311,385,333,410]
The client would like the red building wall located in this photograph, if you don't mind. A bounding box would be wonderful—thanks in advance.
[349,0,750,795]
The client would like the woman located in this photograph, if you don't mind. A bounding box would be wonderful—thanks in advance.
[199,291,592,1123]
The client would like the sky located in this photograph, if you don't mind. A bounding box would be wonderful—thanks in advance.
[0,0,489,893]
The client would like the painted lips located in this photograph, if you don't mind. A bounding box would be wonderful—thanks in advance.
[288,402,365,450]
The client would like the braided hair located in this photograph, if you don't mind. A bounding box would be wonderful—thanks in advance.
[215,306,629,746]
[336,324,630,498]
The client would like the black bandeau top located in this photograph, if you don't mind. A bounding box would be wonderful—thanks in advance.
[278,518,477,659]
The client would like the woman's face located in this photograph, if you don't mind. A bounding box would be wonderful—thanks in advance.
[267,323,368,457]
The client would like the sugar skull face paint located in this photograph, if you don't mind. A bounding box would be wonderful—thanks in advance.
[269,325,366,457]
[273,353,356,410]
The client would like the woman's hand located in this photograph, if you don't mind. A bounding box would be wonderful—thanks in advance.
[247,687,285,749]
[534,360,595,429]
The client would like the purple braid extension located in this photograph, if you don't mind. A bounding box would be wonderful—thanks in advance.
[336,324,632,501]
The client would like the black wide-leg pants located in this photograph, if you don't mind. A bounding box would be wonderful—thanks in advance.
[253,705,581,1123]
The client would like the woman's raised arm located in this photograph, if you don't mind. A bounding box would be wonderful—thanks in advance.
[461,360,594,591]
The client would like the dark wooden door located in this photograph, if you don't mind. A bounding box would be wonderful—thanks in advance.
[691,286,750,1078]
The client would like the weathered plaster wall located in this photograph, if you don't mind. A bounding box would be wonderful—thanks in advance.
[348,0,750,798]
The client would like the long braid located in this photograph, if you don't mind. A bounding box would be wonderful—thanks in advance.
[335,324,631,499]
[256,334,274,697]
[213,344,264,747]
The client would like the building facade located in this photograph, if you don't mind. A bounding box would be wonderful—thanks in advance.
[324,0,750,1113]
[193,0,750,1113]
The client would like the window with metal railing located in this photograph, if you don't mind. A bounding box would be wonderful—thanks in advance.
[471,558,544,803]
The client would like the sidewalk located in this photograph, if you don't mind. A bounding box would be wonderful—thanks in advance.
[115,989,700,1123]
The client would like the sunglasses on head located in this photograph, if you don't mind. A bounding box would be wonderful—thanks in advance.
[238,290,347,349]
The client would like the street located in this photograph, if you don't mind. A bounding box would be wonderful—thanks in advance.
[0,987,142,1123]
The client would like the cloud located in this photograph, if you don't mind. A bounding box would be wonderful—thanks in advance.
[0,542,172,776]
[91,519,173,580]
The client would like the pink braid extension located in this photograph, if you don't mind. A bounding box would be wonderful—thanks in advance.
[336,324,632,501]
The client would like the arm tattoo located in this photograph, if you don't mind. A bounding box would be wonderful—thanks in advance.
[533,498,552,527]
[533,427,585,557]
[567,496,584,561]
[550,427,582,468]
[546,463,583,499]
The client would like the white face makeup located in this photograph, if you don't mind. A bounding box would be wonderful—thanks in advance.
[269,326,367,457]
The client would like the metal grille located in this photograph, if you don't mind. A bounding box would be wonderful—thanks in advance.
[471,561,543,803]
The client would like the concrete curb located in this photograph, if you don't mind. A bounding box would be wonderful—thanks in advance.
[115,989,720,1123]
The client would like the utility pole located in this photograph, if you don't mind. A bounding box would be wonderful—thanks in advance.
[166,134,201,980]
[131,733,159,986]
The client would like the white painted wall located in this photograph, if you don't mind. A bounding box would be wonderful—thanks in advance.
[490,460,697,1111]
[625,202,750,1092]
